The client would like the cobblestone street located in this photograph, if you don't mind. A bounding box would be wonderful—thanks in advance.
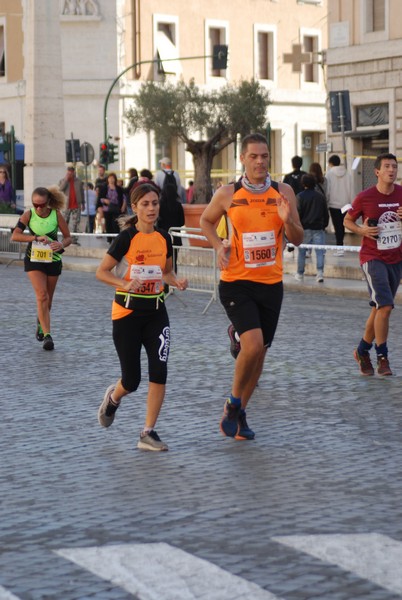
[1,264,402,599]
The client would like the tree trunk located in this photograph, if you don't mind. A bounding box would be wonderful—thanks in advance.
[186,141,215,204]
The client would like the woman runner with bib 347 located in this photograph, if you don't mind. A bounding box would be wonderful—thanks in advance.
[96,183,188,451]
[11,186,72,351]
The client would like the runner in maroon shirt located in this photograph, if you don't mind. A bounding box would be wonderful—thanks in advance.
[344,153,402,376]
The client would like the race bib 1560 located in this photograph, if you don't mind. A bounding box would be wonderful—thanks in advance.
[243,230,276,268]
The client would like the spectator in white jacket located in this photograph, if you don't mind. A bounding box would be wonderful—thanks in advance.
[325,155,352,256]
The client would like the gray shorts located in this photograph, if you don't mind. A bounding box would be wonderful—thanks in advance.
[362,259,402,308]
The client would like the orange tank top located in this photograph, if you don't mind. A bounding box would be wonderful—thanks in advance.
[220,180,284,284]
[111,228,170,320]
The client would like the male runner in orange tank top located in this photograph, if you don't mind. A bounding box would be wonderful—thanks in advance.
[201,133,303,440]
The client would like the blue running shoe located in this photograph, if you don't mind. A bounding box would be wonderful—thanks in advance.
[235,409,255,440]
[220,400,241,437]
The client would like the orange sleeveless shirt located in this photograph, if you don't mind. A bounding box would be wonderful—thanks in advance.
[111,228,170,320]
[220,181,284,284]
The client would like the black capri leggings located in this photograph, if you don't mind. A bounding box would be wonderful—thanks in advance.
[112,307,170,392]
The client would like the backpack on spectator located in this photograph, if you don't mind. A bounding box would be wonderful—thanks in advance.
[162,170,178,196]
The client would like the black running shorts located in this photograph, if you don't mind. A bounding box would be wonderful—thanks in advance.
[24,257,62,276]
[219,279,283,347]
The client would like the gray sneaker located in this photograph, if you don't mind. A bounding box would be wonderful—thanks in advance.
[98,384,118,428]
[137,430,168,451]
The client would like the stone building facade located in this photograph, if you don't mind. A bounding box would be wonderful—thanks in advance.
[118,0,328,183]
[327,0,401,191]
[1,0,328,190]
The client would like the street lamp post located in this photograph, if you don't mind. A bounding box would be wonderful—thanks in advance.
[103,47,229,154]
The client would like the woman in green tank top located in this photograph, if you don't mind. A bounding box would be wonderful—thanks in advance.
[11,186,72,351]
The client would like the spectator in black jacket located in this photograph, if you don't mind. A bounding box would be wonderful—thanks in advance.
[283,156,307,195]
[295,174,329,283]
[125,168,138,199]
[157,182,185,274]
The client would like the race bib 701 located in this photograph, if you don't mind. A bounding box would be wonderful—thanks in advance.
[30,241,53,263]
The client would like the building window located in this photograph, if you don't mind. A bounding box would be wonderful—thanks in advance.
[155,138,175,168]
[153,15,181,79]
[254,26,276,81]
[365,0,385,32]
[209,28,225,76]
[158,22,175,45]
[205,19,229,79]
[356,104,389,128]
[0,24,5,78]
[361,0,388,41]
[303,35,319,83]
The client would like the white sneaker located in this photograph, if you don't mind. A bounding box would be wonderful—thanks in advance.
[98,384,118,428]
[294,273,304,281]
[137,430,169,451]
[334,248,344,256]
[316,272,324,283]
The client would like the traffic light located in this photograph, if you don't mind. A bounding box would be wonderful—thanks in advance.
[65,139,80,163]
[212,45,228,70]
[99,142,109,166]
[108,142,118,164]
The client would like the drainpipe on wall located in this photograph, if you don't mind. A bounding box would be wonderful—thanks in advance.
[132,0,141,79]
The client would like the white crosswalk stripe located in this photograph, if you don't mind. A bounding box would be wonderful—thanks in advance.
[0,586,20,600]
[273,533,402,595]
[5,534,401,598]
[56,542,282,600]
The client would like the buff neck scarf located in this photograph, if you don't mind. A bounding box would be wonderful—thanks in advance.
[242,172,271,194]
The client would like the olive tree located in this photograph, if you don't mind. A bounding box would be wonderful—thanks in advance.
[124,78,270,203]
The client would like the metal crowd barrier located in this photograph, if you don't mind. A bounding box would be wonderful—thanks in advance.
[287,243,360,252]
[0,225,364,311]
[0,224,219,314]
[169,227,218,314]
[0,228,117,263]
[0,226,26,266]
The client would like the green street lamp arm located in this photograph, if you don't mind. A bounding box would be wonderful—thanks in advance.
[103,50,226,143]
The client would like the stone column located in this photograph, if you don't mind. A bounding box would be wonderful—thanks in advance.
[23,0,66,202]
